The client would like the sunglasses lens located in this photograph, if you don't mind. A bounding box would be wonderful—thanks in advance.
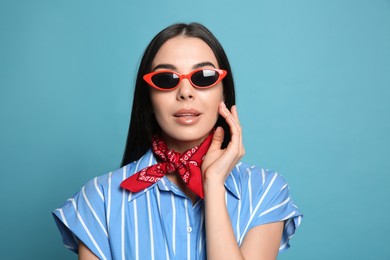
[151,72,179,89]
[191,69,220,87]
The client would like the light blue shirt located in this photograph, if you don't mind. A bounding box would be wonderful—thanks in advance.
[53,149,302,259]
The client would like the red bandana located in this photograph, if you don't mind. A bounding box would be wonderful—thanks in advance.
[120,134,213,199]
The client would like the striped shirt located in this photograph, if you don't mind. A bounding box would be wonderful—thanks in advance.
[53,149,302,259]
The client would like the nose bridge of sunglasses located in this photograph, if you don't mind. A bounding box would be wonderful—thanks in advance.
[177,73,195,87]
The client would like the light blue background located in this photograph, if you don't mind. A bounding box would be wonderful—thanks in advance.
[1,0,389,259]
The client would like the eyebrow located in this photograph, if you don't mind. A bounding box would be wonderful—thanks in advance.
[193,62,216,69]
[152,61,216,71]
[153,64,176,71]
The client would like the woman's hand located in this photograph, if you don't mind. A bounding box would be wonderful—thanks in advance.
[202,102,283,260]
[202,102,245,185]
[202,102,246,260]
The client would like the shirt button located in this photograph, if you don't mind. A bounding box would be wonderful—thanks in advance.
[187,226,192,233]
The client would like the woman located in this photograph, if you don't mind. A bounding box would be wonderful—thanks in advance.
[53,22,302,260]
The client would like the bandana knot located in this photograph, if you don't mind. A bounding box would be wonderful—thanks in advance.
[120,134,213,199]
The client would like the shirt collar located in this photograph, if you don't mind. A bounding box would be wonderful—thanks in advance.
[224,168,241,200]
[126,149,241,202]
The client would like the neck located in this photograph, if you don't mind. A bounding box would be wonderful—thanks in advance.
[161,133,210,153]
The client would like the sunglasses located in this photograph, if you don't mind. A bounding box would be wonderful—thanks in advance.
[143,68,227,91]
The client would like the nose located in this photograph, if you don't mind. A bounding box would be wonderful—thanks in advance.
[176,78,195,101]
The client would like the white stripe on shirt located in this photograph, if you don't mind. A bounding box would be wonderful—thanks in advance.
[133,199,139,260]
[231,171,240,200]
[171,193,176,255]
[261,168,265,186]
[94,177,104,201]
[236,194,242,241]
[121,166,127,260]
[247,168,253,214]
[107,172,112,232]
[198,208,204,256]
[56,208,69,228]
[184,199,190,260]
[81,186,108,237]
[70,198,108,260]
[239,172,278,245]
[146,191,155,260]
[258,197,291,217]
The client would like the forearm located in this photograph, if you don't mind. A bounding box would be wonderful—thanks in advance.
[78,241,99,260]
[204,181,244,260]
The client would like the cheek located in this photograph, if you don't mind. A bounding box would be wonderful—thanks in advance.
[201,91,223,122]
[149,93,164,124]
[150,91,174,127]
[150,90,166,113]
[208,87,224,109]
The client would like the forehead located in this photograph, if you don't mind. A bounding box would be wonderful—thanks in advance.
[152,36,219,69]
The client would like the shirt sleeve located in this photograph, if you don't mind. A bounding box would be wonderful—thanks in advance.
[52,177,111,260]
[251,170,303,252]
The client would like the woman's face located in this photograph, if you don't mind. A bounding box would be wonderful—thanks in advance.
[150,36,224,152]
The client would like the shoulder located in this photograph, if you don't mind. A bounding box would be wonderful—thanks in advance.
[229,161,288,195]
[228,162,302,251]
[51,151,156,257]
[224,161,294,213]
[90,165,129,191]
[89,150,156,194]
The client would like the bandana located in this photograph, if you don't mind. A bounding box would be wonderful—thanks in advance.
[120,134,213,199]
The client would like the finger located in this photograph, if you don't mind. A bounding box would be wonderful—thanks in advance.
[230,105,244,151]
[219,103,245,157]
[209,126,224,150]
[219,102,238,128]
[219,102,241,140]
[230,105,241,127]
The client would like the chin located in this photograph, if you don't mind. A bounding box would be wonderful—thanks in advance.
[174,133,208,143]
[162,129,212,150]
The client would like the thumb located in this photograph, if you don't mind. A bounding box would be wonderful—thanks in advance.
[209,126,224,150]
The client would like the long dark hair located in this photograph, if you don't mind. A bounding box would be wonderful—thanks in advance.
[121,22,236,166]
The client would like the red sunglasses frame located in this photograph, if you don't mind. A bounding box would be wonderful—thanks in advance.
[143,68,227,91]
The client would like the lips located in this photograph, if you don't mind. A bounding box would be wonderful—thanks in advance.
[173,109,201,125]
[173,109,201,117]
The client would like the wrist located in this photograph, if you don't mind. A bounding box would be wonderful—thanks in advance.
[203,180,226,198]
